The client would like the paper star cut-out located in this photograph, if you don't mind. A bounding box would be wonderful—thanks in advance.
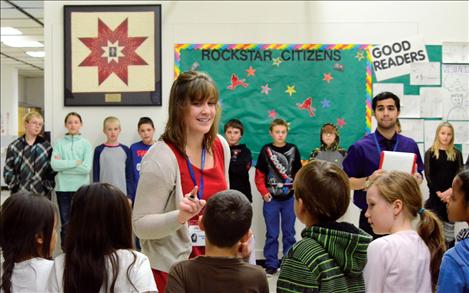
[285,85,296,96]
[337,118,346,127]
[268,109,278,119]
[79,18,148,85]
[297,97,316,117]
[261,84,272,95]
[323,73,333,83]
[320,98,331,108]
[246,66,256,77]
[227,74,248,90]
[272,57,282,66]
[355,50,365,61]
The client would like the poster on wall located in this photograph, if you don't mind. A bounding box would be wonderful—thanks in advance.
[369,36,428,82]
[64,5,162,106]
[176,44,373,158]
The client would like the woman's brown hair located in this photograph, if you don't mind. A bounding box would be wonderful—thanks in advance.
[293,160,350,222]
[161,71,220,157]
[371,171,445,290]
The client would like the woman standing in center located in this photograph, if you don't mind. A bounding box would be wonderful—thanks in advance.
[132,71,230,293]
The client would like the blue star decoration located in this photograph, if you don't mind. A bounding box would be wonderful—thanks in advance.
[320,98,331,108]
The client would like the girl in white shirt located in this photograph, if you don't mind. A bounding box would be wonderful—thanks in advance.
[364,171,445,293]
[48,183,157,293]
[0,191,58,293]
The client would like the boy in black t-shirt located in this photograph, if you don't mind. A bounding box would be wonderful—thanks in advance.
[224,119,253,202]
[255,118,302,275]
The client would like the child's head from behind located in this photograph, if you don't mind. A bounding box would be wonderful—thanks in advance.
[224,119,244,146]
[103,116,121,143]
[201,190,252,248]
[320,123,340,148]
[366,171,421,234]
[448,169,469,223]
[293,160,350,225]
[269,118,288,146]
[65,183,132,254]
[137,117,155,145]
[0,191,57,261]
[64,112,83,135]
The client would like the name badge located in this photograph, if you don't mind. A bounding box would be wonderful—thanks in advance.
[188,225,205,246]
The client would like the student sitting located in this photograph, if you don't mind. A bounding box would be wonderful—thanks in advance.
[165,189,269,293]
[364,171,445,292]
[47,183,157,292]
[277,160,372,293]
[0,191,57,293]
[437,169,469,292]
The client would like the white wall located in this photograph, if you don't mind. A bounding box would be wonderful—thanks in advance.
[1,65,19,136]
[44,1,469,258]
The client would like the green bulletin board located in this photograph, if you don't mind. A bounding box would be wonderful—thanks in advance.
[175,44,374,160]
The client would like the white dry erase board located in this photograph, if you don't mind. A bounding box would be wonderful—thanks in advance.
[379,151,417,174]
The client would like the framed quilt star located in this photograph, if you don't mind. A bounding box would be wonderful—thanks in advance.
[64,5,162,106]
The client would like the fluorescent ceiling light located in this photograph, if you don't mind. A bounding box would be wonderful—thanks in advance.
[26,51,45,58]
[1,27,22,35]
[1,36,44,48]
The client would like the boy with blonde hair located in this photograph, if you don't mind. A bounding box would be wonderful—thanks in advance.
[93,116,134,199]
[3,112,55,198]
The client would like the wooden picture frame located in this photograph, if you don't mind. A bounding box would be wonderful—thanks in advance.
[64,5,162,106]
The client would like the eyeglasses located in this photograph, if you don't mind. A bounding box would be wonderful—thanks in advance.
[27,121,43,127]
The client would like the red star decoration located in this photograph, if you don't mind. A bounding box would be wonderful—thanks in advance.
[268,109,278,119]
[246,66,256,77]
[79,18,148,85]
[337,118,346,127]
[323,73,334,83]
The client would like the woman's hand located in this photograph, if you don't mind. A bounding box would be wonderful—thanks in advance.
[177,186,206,224]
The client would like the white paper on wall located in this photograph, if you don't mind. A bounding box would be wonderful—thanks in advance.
[420,87,446,118]
[442,42,469,64]
[424,120,442,151]
[373,83,404,99]
[462,144,469,163]
[450,121,469,144]
[399,119,424,142]
[410,62,441,85]
[369,36,428,81]
[442,64,469,120]
[400,95,421,118]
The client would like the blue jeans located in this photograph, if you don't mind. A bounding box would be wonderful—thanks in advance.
[56,191,74,249]
[263,197,296,269]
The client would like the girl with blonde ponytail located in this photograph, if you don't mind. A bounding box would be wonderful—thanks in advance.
[363,171,445,292]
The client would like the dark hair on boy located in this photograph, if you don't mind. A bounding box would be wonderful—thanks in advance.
[457,169,469,204]
[269,118,289,131]
[138,117,154,129]
[294,160,350,222]
[203,189,252,247]
[0,191,56,293]
[372,91,401,112]
[64,112,83,124]
[224,119,244,135]
[63,183,136,293]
